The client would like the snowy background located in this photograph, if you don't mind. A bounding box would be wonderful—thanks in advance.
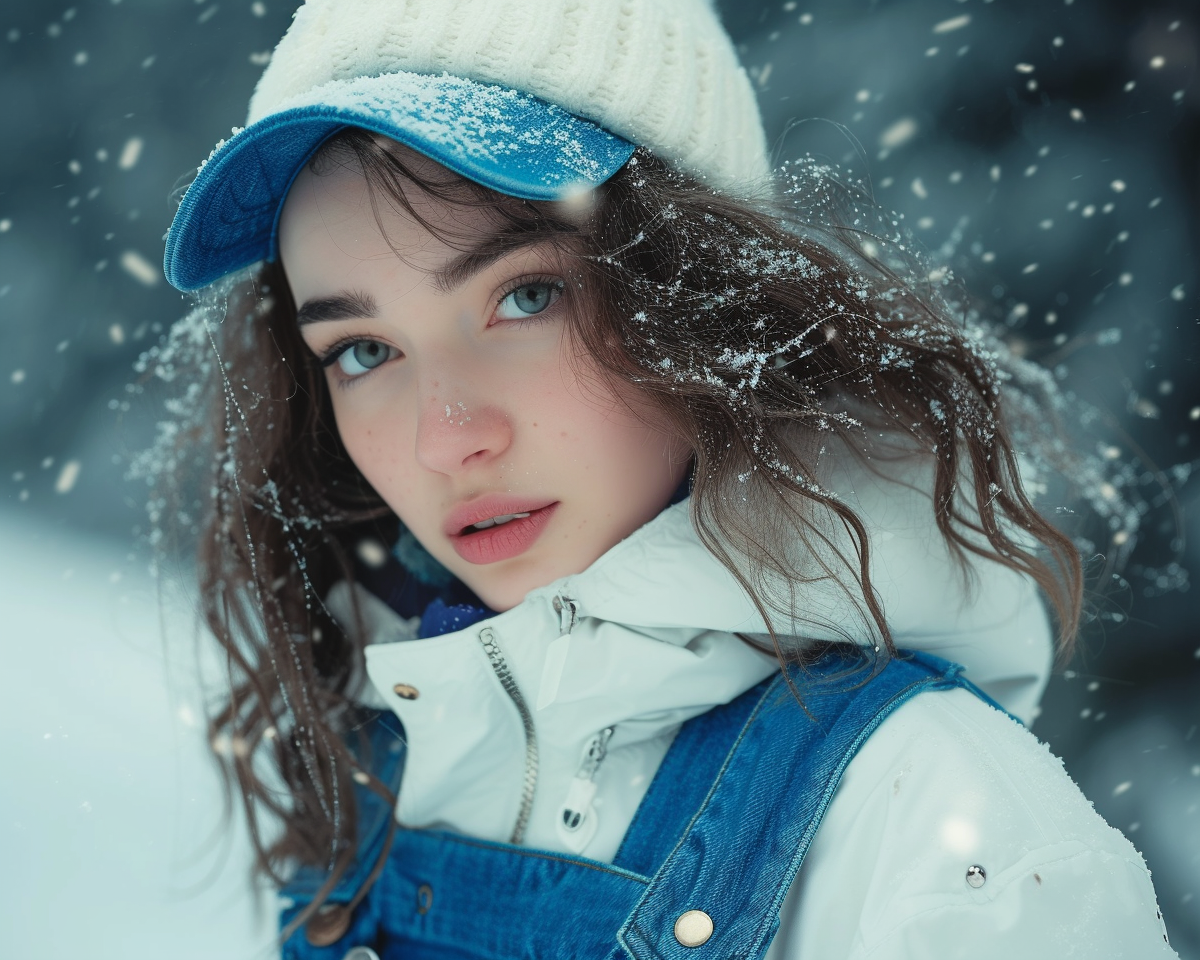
[1,0,1197,957]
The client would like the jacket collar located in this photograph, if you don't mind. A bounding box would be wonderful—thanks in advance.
[328,459,1054,854]
[327,499,779,854]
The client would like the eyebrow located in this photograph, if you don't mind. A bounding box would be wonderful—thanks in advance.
[295,289,379,326]
[294,224,576,325]
[431,228,569,294]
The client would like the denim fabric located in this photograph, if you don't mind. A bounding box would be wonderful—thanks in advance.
[163,74,637,292]
[280,648,1001,960]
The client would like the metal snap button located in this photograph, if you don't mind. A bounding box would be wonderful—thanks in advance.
[966,864,987,888]
[305,903,352,946]
[341,949,380,960]
[673,909,714,947]
[416,882,434,915]
[392,683,420,700]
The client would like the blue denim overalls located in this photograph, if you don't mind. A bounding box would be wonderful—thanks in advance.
[280,647,1006,960]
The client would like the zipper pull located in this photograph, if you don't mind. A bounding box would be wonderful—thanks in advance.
[537,595,578,711]
[577,725,614,781]
[557,726,614,853]
[552,595,577,636]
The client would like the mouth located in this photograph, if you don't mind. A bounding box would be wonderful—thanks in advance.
[461,512,532,532]
[446,498,559,565]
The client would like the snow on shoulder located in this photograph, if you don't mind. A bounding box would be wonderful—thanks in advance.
[771,686,1176,959]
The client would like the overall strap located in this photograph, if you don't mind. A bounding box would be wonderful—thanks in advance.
[617,649,979,960]
[614,678,770,876]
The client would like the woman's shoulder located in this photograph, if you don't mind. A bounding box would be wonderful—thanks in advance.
[769,686,1177,959]
[842,685,1123,843]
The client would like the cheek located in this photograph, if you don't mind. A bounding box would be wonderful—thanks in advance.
[544,366,681,481]
[330,388,417,496]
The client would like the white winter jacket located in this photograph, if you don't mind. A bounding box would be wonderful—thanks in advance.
[330,452,1177,959]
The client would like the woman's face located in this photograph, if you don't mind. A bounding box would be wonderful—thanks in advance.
[279,150,689,611]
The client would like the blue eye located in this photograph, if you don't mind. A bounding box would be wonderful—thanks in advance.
[495,279,564,321]
[329,340,398,377]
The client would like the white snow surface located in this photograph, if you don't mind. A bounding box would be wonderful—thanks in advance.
[0,509,275,959]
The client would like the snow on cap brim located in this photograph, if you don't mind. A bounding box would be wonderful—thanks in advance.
[164,71,635,292]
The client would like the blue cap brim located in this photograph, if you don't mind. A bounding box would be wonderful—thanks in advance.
[164,72,636,291]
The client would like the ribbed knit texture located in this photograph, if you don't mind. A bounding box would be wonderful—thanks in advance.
[247,0,771,191]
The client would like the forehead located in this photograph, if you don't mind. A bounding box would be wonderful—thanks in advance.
[300,154,492,237]
[277,136,589,312]
[289,146,520,283]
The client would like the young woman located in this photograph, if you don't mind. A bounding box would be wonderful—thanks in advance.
[156,0,1177,956]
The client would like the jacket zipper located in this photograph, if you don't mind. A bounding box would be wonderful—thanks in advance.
[553,594,578,635]
[477,595,579,846]
[478,625,539,845]
[561,725,615,832]
[577,726,615,784]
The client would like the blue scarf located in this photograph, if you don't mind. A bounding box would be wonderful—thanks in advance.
[417,596,496,639]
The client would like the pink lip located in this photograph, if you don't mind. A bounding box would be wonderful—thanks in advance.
[445,495,559,565]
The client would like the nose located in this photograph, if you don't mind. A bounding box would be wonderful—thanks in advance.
[413,385,513,475]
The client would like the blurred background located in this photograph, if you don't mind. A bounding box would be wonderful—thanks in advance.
[1,0,1196,956]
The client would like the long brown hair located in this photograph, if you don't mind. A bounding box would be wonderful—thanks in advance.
[152,128,1086,907]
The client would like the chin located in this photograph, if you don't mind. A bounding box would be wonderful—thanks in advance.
[458,565,533,613]
[466,555,582,613]
[471,580,529,614]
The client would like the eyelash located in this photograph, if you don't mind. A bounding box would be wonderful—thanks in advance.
[491,274,567,328]
[315,274,567,377]
[318,335,374,370]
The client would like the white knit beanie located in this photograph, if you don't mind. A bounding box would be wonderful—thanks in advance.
[248,0,770,189]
